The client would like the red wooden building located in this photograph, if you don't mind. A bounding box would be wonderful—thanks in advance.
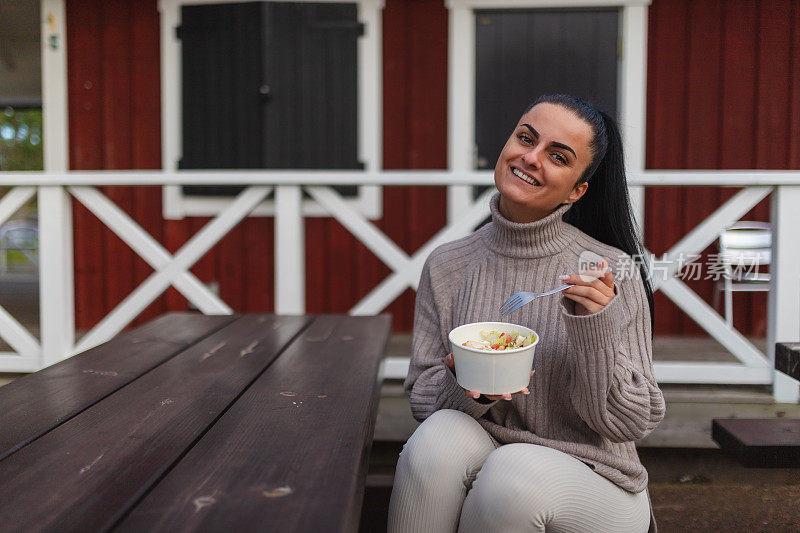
[59,0,799,337]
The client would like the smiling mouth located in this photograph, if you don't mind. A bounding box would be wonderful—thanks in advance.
[512,167,542,186]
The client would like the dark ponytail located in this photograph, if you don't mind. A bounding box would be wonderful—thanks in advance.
[528,94,655,328]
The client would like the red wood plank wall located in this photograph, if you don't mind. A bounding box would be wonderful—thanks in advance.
[645,0,800,336]
[66,0,798,336]
[66,0,447,332]
[67,0,169,330]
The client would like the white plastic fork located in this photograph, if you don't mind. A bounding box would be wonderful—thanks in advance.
[498,284,572,317]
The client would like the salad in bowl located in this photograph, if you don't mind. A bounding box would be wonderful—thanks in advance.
[448,321,539,395]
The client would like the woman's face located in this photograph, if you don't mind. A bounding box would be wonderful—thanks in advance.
[494,102,593,223]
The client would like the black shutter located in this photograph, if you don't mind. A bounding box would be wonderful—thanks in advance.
[475,8,619,171]
[180,2,263,196]
[261,2,361,196]
[180,1,361,197]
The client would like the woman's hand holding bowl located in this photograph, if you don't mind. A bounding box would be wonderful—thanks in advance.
[560,258,615,316]
[445,352,531,401]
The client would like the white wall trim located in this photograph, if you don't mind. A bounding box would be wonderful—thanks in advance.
[619,4,648,230]
[157,0,384,220]
[446,0,650,230]
[446,4,475,224]
[41,0,68,173]
[159,0,183,218]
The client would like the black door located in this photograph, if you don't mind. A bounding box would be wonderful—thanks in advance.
[179,1,361,196]
[475,8,619,170]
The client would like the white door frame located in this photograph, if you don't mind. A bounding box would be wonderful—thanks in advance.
[445,0,650,227]
[157,0,385,220]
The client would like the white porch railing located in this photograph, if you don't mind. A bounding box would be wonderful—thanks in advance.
[0,171,798,403]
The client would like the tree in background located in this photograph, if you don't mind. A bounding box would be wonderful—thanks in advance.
[0,106,40,272]
[0,106,42,171]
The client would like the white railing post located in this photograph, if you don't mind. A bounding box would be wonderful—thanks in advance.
[158,0,185,220]
[619,4,649,234]
[38,186,75,366]
[446,3,476,223]
[39,0,73,366]
[768,185,800,403]
[274,185,305,314]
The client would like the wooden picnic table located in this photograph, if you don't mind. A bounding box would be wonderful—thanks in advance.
[776,342,800,382]
[0,312,391,532]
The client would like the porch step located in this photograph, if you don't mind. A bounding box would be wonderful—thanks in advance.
[712,418,800,467]
[382,334,768,362]
[375,380,800,448]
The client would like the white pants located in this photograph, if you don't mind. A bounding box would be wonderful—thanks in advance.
[388,409,650,533]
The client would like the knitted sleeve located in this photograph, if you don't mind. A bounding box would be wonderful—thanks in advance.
[561,268,665,442]
[403,256,498,422]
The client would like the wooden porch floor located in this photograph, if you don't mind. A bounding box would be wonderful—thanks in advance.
[375,334,800,448]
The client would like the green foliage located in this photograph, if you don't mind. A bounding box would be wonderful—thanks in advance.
[0,106,43,171]
[0,107,41,233]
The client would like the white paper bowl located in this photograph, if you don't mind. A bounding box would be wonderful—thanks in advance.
[448,321,539,395]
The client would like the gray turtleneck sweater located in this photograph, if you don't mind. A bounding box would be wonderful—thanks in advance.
[405,193,665,494]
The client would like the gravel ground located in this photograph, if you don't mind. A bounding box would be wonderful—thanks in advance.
[642,448,800,532]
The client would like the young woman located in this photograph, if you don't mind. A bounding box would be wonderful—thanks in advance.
[388,94,664,533]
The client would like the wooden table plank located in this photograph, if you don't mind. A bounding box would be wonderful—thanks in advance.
[0,315,312,532]
[0,312,237,459]
[775,342,800,381]
[116,314,391,533]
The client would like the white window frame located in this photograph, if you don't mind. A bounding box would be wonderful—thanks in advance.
[445,0,650,227]
[158,0,384,220]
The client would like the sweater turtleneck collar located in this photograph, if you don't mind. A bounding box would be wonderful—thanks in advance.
[483,193,574,258]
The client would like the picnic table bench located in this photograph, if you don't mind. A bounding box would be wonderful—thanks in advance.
[775,342,800,382]
[712,342,800,467]
[0,312,391,532]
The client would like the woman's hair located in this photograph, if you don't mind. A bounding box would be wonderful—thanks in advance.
[526,94,655,327]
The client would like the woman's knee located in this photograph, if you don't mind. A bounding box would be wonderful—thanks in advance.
[469,445,539,500]
[485,443,581,484]
[469,444,572,511]
[466,445,650,533]
[399,409,495,481]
